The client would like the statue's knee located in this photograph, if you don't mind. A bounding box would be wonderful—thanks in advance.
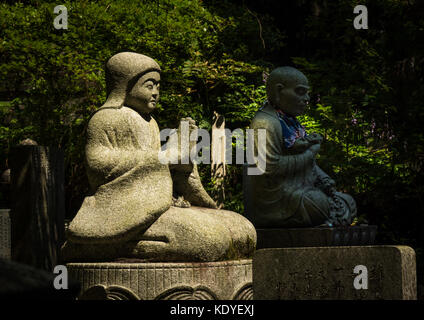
[337,192,357,211]
[301,189,331,225]
[303,189,330,213]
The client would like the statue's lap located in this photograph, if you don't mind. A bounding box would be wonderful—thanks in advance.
[62,206,256,262]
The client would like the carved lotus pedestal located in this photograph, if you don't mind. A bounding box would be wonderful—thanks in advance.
[67,259,253,300]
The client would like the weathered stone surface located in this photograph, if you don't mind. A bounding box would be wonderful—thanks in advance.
[66,106,173,243]
[63,206,256,262]
[0,209,11,259]
[253,246,416,300]
[67,259,253,300]
[256,226,377,249]
[63,52,256,262]
[10,145,65,271]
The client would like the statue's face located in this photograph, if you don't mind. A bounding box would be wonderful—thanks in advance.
[125,71,160,114]
[274,76,310,117]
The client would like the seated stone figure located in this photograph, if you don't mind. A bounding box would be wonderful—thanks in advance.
[62,52,256,262]
[249,66,357,228]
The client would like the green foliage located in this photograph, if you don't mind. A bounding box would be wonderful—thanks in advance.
[0,0,278,215]
[286,0,424,291]
[1,1,423,292]
[290,0,424,249]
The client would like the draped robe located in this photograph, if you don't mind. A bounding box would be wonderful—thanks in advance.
[249,103,356,227]
[63,106,256,262]
[68,106,173,243]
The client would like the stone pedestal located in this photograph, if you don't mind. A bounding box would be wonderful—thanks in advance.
[0,209,11,259]
[67,259,253,300]
[256,226,377,249]
[253,246,416,300]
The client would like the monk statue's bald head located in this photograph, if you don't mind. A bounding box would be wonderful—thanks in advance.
[266,66,310,117]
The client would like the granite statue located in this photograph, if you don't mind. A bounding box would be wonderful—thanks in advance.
[61,52,256,262]
[248,66,357,228]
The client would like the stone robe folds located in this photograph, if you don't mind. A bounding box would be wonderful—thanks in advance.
[68,106,173,243]
[64,106,256,262]
[249,103,355,227]
[62,52,256,262]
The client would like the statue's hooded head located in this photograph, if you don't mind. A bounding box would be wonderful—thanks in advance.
[102,52,161,115]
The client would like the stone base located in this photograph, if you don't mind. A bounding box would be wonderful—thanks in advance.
[256,225,377,249]
[67,259,253,300]
[253,246,417,300]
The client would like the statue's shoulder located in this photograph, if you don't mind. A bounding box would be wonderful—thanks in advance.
[251,107,279,130]
[90,106,124,119]
[88,107,138,127]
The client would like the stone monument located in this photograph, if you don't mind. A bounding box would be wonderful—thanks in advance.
[248,66,357,229]
[247,67,416,300]
[61,52,256,300]
[243,66,380,249]
[254,246,416,300]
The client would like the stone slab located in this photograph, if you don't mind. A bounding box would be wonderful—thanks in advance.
[0,209,11,259]
[67,259,253,300]
[256,226,377,249]
[253,246,416,300]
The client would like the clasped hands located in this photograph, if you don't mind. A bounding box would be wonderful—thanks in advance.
[168,117,198,172]
[293,132,323,155]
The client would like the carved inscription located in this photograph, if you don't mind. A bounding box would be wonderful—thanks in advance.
[275,263,385,299]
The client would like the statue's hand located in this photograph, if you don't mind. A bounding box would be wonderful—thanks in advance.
[308,143,321,155]
[180,117,198,151]
[293,138,310,151]
[172,195,191,208]
[306,133,323,144]
[174,117,198,168]
[324,181,337,196]
[180,117,198,133]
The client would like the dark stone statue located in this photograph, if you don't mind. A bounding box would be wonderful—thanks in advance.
[248,66,357,228]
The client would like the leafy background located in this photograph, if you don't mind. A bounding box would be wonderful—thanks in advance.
[0,0,423,298]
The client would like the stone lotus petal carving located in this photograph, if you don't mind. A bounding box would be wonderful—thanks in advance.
[79,285,140,300]
[232,283,253,300]
[67,260,253,300]
[155,285,218,300]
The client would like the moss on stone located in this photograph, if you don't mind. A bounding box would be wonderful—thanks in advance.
[224,236,256,260]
